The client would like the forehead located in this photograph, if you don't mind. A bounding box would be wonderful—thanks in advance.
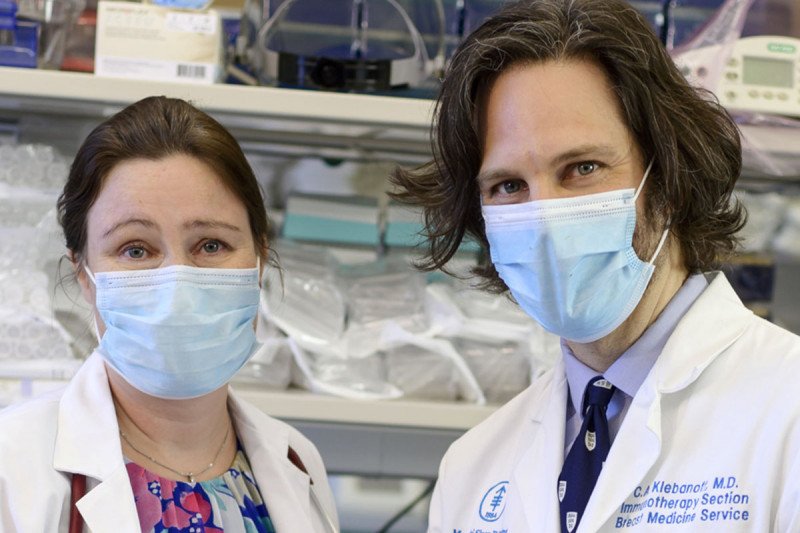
[479,59,633,159]
[86,154,249,232]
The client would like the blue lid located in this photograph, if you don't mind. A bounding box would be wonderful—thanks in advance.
[0,1,17,31]
[0,19,38,69]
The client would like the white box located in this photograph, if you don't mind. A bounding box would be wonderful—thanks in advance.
[95,1,223,84]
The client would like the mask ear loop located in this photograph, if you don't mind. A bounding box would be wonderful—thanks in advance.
[84,265,96,286]
[633,158,671,265]
[648,226,671,265]
[81,265,103,343]
[633,158,655,202]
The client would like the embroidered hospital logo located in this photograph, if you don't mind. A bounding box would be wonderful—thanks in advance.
[558,480,567,502]
[479,481,510,522]
[585,430,596,451]
[567,511,578,532]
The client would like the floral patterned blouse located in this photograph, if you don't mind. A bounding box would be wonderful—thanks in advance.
[126,446,276,533]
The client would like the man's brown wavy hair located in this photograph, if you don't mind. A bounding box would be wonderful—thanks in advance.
[391,0,745,292]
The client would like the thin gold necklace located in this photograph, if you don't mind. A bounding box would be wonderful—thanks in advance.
[119,426,230,483]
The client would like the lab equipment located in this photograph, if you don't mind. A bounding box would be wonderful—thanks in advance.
[678,35,800,117]
[15,0,85,69]
[255,0,434,91]
[0,0,38,68]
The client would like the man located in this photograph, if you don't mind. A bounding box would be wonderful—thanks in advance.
[392,1,800,531]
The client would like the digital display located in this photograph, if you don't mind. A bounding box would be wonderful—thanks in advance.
[742,56,794,88]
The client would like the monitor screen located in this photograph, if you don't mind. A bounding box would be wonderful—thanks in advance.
[742,56,794,89]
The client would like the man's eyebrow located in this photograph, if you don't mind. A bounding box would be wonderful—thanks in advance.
[550,144,618,167]
[476,144,619,185]
[102,218,156,239]
[183,219,243,232]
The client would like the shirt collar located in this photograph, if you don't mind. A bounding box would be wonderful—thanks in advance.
[563,273,709,414]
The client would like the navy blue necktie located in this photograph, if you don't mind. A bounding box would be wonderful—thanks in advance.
[558,376,616,533]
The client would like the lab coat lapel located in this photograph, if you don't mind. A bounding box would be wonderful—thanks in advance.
[228,391,315,532]
[513,360,567,531]
[76,466,141,531]
[52,351,140,531]
[578,272,752,531]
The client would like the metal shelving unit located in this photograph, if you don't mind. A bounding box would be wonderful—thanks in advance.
[0,67,435,163]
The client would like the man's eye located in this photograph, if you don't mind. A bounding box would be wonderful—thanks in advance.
[202,241,221,254]
[124,247,145,259]
[576,162,597,176]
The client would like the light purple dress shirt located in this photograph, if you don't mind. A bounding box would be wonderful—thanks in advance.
[562,274,709,454]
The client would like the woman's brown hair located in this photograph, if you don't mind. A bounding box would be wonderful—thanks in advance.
[391,0,745,292]
[58,96,270,262]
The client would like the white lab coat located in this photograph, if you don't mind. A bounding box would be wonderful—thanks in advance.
[0,351,340,533]
[429,272,800,533]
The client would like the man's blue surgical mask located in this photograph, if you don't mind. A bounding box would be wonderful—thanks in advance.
[482,160,669,343]
[85,263,261,399]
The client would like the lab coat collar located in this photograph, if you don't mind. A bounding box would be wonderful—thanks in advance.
[52,352,317,532]
[52,351,140,530]
[650,271,751,395]
[577,272,752,531]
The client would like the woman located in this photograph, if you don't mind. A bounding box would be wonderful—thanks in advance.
[0,96,339,533]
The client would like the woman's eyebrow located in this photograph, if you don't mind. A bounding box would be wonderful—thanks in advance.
[102,218,156,239]
[183,219,243,232]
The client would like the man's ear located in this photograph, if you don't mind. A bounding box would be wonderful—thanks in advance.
[68,250,94,306]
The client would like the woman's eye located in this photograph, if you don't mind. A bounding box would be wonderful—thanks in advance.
[576,162,597,176]
[501,181,522,194]
[202,240,221,254]
[124,246,146,259]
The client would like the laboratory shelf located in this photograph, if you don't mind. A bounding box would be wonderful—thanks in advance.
[0,67,435,161]
[232,387,498,478]
[233,386,496,431]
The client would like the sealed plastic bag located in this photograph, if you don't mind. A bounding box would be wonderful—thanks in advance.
[289,338,404,400]
[262,242,347,348]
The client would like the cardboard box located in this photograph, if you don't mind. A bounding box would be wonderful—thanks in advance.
[95,1,223,84]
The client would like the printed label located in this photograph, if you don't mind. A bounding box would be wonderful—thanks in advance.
[613,476,751,528]
[165,12,217,35]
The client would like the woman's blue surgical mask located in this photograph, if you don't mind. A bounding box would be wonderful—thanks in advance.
[85,263,261,399]
[482,160,669,343]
